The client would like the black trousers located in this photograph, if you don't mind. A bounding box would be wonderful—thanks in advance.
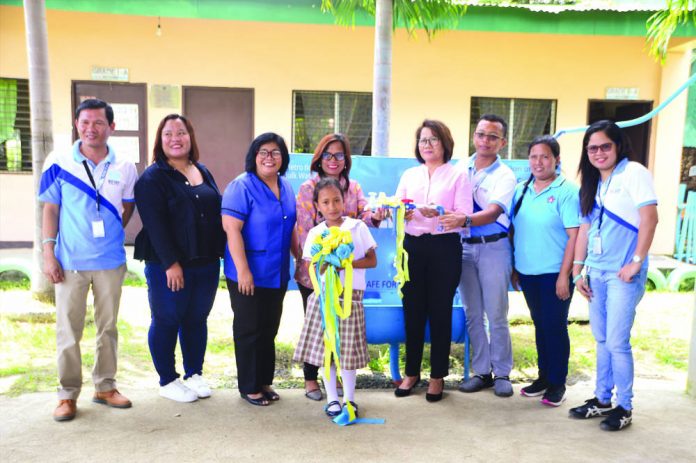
[402,233,462,378]
[298,283,319,381]
[227,280,286,394]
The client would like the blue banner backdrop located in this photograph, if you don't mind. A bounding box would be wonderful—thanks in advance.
[285,154,531,306]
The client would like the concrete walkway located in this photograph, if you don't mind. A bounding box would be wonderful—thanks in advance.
[2,378,696,463]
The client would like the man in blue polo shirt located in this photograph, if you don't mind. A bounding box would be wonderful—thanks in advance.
[39,99,137,421]
[442,114,517,397]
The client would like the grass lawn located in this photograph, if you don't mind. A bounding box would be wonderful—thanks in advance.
[0,284,692,396]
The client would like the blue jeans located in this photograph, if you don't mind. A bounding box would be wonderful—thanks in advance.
[587,267,647,410]
[518,272,573,386]
[145,261,220,386]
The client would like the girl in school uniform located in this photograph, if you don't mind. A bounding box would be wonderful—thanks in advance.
[293,177,377,418]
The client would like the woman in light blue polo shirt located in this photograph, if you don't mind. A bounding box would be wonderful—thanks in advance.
[570,120,658,432]
[510,135,580,407]
[221,133,297,407]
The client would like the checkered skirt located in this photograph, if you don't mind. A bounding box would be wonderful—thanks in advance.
[293,290,369,370]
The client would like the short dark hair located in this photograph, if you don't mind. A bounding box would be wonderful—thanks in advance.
[578,120,632,216]
[478,113,508,138]
[152,114,200,164]
[75,98,114,125]
[414,119,455,164]
[244,132,290,176]
[313,177,344,204]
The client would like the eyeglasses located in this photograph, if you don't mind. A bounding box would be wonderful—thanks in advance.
[474,132,504,143]
[257,149,282,159]
[417,137,440,147]
[321,152,345,161]
[586,142,614,155]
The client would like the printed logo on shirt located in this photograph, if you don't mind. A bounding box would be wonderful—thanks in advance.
[547,196,555,203]
[107,170,122,185]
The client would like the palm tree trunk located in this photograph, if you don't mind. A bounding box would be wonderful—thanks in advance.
[372,0,392,157]
[24,0,54,302]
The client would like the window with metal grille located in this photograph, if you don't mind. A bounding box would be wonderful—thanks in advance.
[0,78,31,172]
[292,90,372,155]
[470,97,557,160]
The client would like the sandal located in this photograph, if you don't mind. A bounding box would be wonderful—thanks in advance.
[305,388,323,401]
[343,400,359,418]
[240,392,270,406]
[324,400,342,418]
[261,386,280,401]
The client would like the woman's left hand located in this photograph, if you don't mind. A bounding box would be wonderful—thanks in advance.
[556,274,570,300]
[418,206,440,218]
[617,262,641,283]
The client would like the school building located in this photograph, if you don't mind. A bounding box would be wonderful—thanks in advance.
[0,0,694,252]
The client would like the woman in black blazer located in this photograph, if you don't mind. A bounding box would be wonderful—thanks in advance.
[134,114,225,403]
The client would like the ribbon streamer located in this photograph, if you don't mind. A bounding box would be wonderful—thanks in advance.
[308,227,357,419]
[365,193,412,297]
[553,72,696,138]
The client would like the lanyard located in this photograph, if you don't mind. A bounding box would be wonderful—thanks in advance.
[82,160,110,213]
[596,173,614,230]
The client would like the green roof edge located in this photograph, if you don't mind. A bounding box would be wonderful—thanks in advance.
[1,0,695,37]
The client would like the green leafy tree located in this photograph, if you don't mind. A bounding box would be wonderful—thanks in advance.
[647,0,696,62]
[321,0,466,156]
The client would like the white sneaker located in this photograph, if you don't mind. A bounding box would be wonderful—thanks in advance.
[184,374,212,399]
[159,379,198,403]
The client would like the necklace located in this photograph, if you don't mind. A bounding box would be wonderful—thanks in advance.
[170,160,192,174]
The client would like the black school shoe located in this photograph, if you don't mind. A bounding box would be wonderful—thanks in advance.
[568,397,612,419]
[600,406,632,431]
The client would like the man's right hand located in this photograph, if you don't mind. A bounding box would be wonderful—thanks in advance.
[43,253,64,284]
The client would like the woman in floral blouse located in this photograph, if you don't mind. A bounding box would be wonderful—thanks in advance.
[294,133,383,401]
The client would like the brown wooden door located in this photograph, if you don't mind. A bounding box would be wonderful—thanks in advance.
[72,81,148,244]
[183,87,254,192]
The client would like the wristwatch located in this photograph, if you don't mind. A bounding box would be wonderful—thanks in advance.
[463,215,472,228]
[631,254,643,264]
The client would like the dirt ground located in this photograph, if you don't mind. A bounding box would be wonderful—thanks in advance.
[2,378,696,463]
[1,289,696,462]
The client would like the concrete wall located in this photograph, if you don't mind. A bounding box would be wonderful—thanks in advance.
[0,5,693,251]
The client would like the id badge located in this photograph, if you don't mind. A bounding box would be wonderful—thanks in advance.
[92,219,105,238]
[592,235,602,255]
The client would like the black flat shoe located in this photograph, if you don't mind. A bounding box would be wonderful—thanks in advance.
[426,378,444,403]
[394,376,420,397]
[240,392,270,406]
[262,387,280,401]
[343,401,359,418]
[324,400,342,417]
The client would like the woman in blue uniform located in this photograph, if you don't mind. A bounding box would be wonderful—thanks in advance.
[510,135,580,407]
[569,120,658,431]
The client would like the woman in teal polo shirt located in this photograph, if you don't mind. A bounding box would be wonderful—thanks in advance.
[221,132,297,407]
[510,135,580,407]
